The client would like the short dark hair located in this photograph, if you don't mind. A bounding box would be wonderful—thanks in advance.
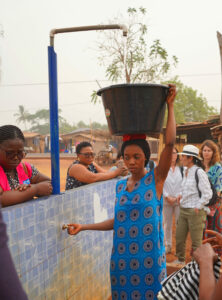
[187,155,202,167]
[121,139,151,167]
[0,125,25,145]
[117,150,122,160]
[174,147,180,164]
[76,141,92,154]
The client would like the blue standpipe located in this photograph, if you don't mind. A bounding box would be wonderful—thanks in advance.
[48,46,60,194]
[47,24,127,194]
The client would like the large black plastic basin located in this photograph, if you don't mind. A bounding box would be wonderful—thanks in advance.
[97,83,169,137]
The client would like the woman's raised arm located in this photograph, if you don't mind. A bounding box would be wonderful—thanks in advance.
[155,84,176,197]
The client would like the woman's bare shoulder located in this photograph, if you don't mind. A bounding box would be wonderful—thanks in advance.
[69,162,85,171]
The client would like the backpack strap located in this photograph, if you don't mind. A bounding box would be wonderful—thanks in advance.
[195,168,202,198]
[179,166,184,178]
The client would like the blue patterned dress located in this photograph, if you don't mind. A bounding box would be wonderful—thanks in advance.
[110,168,166,300]
[206,163,222,234]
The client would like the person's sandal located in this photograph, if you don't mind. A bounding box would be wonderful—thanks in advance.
[165,246,171,254]
[171,259,185,266]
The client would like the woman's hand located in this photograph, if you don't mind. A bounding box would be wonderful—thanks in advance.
[116,164,128,176]
[166,84,176,105]
[116,160,124,168]
[203,229,222,249]
[15,184,31,191]
[194,208,199,215]
[35,181,53,196]
[193,243,217,265]
[67,224,82,235]
[166,196,176,205]
[193,243,219,300]
[176,195,182,204]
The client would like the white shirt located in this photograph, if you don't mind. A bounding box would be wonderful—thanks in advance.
[163,166,183,203]
[180,165,212,210]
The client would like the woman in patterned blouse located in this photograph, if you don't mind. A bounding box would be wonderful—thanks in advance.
[200,140,222,235]
[0,125,52,207]
[65,141,127,190]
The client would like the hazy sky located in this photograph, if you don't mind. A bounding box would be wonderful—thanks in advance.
[0,0,222,130]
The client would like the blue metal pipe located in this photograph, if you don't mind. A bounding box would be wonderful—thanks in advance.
[47,24,127,194]
[48,46,60,194]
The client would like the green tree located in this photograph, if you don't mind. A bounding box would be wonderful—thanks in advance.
[60,120,76,134]
[14,106,108,134]
[166,78,218,124]
[27,109,50,134]
[29,123,50,135]
[28,108,71,134]
[91,7,177,103]
[76,121,88,128]
[14,105,31,130]
[91,121,108,130]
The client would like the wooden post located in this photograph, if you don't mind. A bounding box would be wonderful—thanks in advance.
[217,31,222,123]
[217,32,222,152]
[89,118,93,143]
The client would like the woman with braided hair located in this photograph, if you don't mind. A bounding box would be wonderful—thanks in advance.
[0,125,52,207]
[66,84,177,299]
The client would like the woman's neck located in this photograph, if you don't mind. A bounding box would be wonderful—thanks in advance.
[171,162,176,170]
[187,162,194,169]
[78,161,90,167]
[3,167,16,175]
[204,159,211,168]
[131,168,147,181]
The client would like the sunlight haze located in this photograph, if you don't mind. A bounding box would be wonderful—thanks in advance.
[0,0,222,129]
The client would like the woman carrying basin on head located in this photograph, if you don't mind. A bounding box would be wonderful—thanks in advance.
[65,141,127,190]
[0,125,52,207]
[66,84,177,299]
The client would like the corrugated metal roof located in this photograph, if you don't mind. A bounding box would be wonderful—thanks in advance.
[23,132,41,138]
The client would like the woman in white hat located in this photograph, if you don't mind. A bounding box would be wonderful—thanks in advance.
[174,144,212,264]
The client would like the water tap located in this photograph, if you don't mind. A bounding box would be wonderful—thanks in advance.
[62,224,68,230]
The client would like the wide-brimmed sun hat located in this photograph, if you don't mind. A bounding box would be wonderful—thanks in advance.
[178,144,202,160]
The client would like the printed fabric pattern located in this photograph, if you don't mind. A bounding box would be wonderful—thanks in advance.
[110,168,166,300]
[205,163,222,235]
[157,258,221,300]
[208,163,222,192]
[65,160,98,190]
[0,162,36,191]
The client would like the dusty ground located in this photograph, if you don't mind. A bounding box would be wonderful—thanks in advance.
[24,157,192,263]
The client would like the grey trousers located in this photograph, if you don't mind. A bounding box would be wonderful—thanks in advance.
[163,204,180,247]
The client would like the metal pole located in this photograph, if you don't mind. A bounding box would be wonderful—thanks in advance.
[48,24,127,194]
[48,46,60,194]
[217,31,222,124]
[50,24,127,47]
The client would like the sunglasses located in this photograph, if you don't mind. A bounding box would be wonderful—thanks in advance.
[1,148,26,159]
[79,152,95,158]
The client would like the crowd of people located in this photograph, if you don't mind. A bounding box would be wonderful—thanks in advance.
[1,83,222,299]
